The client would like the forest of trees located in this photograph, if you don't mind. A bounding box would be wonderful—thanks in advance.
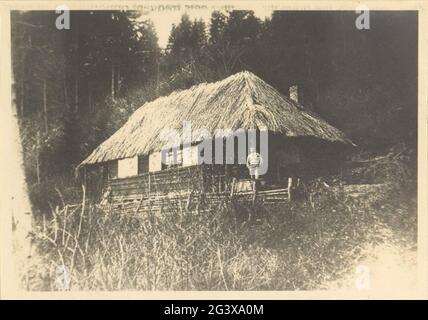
[11,10,417,200]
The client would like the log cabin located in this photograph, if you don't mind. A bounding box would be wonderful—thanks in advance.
[77,71,353,211]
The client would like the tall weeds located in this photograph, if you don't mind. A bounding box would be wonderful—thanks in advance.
[26,156,416,291]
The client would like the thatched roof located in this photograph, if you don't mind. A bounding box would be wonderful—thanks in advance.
[79,71,352,167]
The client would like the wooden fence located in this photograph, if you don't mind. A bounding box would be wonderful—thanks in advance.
[107,187,290,217]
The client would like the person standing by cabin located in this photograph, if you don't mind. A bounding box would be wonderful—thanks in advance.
[247,147,263,186]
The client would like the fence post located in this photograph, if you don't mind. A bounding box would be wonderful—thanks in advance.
[288,177,292,201]
[200,165,205,194]
[230,177,236,197]
[252,179,257,204]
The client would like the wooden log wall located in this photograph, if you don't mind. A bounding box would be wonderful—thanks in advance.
[110,165,204,197]
[109,164,251,197]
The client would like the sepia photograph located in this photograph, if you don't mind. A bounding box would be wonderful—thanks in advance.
[0,0,427,300]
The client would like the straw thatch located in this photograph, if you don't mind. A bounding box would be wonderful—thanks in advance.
[79,71,352,167]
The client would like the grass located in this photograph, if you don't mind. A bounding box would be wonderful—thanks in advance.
[24,150,417,291]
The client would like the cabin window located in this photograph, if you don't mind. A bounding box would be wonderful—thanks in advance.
[108,161,118,179]
[138,155,149,174]
[118,156,138,178]
[162,148,183,169]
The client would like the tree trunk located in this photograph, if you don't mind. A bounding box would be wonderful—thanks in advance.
[43,79,48,132]
[63,74,69,112]
[20,51,25,117]
[88,80,92,112]
[156,59,160,96]
[117,65,121,93]
[111,63,115,99]
[74,78,79,113]
[73,18,79,114]
[36,130,41,184]
[20,79,25,117]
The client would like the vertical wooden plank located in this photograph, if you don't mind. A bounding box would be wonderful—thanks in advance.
[230,177,236,197]
[200,165,205,194]
[288,177,293,201]
[148,172,151,196]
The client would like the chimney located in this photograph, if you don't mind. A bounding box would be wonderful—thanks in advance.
[289,85,298,103]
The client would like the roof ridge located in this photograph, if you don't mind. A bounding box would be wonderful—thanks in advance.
[143,70,258,107]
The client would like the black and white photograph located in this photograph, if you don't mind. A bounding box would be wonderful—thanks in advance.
[0,0,426,299]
